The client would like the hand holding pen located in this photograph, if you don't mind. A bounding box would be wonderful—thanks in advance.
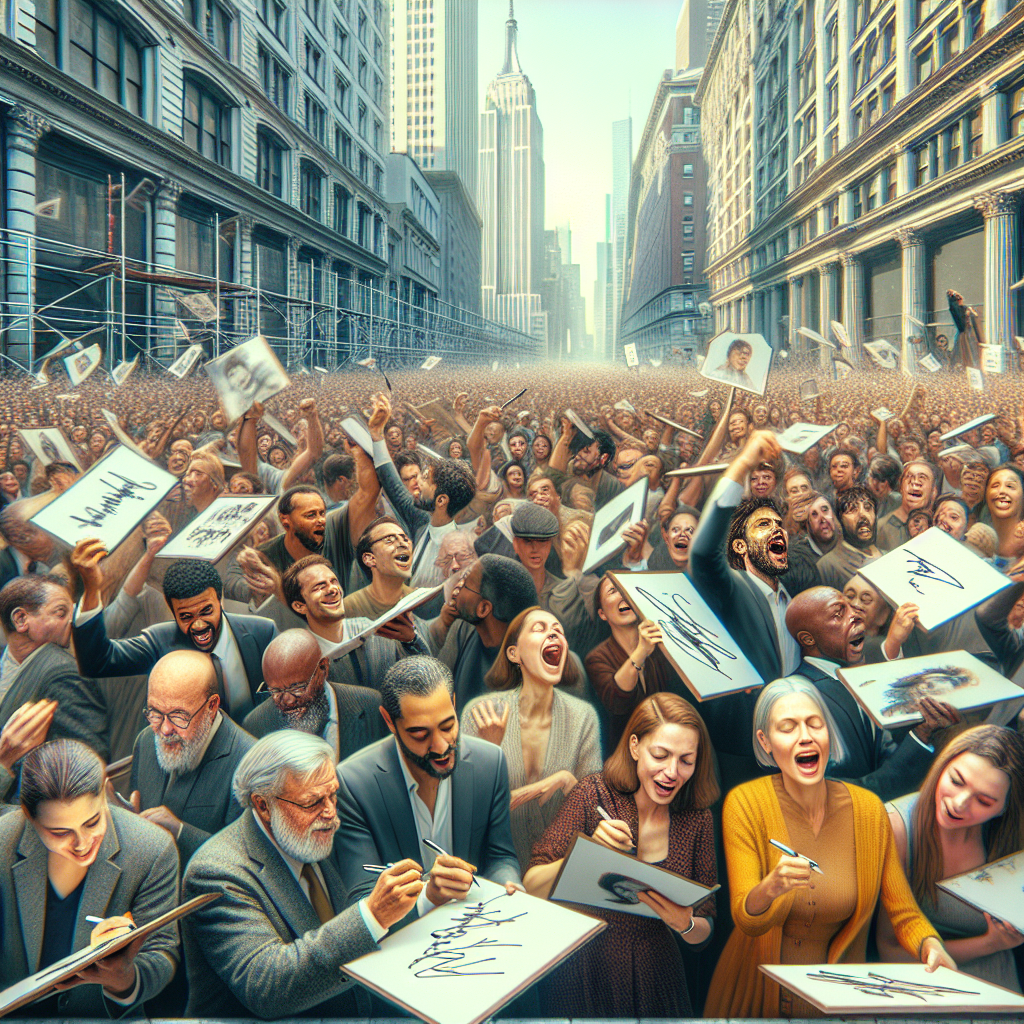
[592,804,635,853]
[758,839,821,904]
[421,839,479,907]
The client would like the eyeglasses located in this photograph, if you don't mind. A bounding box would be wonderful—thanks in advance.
[142,697,213,729]
[257,664,321,700]
[371,532,410,549]
[273,791,337,814]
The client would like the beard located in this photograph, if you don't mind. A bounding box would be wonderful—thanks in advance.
[295,523,325,553]
[413,494,437,513]
[397,731,458,781]
[275,687,330,736]
[748,535,788,578]
[844,517,877,550]
[154,712,214,774]
[269,802,339,863]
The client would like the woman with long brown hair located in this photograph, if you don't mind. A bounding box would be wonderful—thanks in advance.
[876,725,1024,990]
[522,693,718,1018]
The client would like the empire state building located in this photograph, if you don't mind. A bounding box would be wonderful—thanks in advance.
[479,2,547,345]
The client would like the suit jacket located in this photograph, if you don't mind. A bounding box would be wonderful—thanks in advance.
[797,659,934,803]
[130,713,255,866]
[0,546,19,591]
[242,680,386,763]
[375,455,431,545]
[181,809,377,1018]
[975,580,1024,678]
[0,806,179,1018]
[333,734,521,920]
[73,609,277,720]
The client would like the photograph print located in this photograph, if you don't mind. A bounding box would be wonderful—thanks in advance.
[699,331,772,396]
[205,335,291,423]
[18,427,82,469]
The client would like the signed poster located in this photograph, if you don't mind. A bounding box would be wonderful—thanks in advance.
[608,570,763,700]
[938,851,1024,932]
[29,445,178,554]
[18,427,82,470]
[836,651,1023,730]
[857,527,1012,632]
[159,495,278,563]
[343,878,605,1024]
[581,476,648,575]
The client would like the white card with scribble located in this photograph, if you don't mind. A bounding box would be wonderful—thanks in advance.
[29,445,178,554]
[938,850,1024,933]
[159,495,278,563]
[608,570,763,700]
[836,650,1023,730]
[581,476,648,575]
[343,878,605,1024]
[858,527,1012,632]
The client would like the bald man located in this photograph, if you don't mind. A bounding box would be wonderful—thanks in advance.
[127,650,256,863]
[242,629,385,763]
[782,586,959,801]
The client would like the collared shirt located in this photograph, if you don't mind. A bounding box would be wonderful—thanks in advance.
[0,642,46,704]
[409,520,457,588]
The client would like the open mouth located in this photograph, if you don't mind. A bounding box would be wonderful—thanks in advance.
[768,534,787,557]
[652,777,677,799]
[190,626,214,648]
[941,801,964,823]
[616,600,633,616]
[794,750,820,775]
[541,639,564,666]
[848,630,865,654]
[395,552,411,568]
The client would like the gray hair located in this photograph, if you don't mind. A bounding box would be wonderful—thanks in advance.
[379,655,454,722]
[21,740,105,818]
[752,676,848,769]
[232,731,335,808]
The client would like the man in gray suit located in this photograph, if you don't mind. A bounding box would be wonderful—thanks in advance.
[181,731,424,1018]
[333,656,521,927]
[127,650,255,864]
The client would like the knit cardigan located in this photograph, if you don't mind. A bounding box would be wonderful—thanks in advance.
[706,775,940,1018]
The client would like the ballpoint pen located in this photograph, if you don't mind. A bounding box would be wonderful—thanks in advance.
[769,838,824,874]
[422,838,480,887]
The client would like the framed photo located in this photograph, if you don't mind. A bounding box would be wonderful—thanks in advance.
[111,356,138,386]
[836,650,1024,729]
[581,476,648,575]
[205,336,290,424]
[938,851,1024,932]
[549,833,719,920]
[18,428,82,470]
[699,331,772,396]
[63,343,102,386]
[167,344,204,379]
[159,495,278,563]
[608,570,764,701]
[857,527,1012,632]
[864,338,899,369]
[776,422,836,455]
[29,445,178,554]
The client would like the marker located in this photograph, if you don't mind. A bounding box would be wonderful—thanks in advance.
[500,387,528,410]
[422,838,480,888]
[770,838,824,874]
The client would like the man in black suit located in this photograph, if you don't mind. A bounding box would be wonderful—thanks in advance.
[333,655,521,928]
[71,541,276,720]
[785,586,959,802]
[126,649,255,864]
[243,629,385,762]
[0,499,58,589]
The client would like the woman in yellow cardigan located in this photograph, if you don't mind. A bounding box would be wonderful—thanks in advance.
[706,677,956,1018]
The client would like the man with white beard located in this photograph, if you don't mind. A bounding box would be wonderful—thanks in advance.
[126,649,255,864]
[181,732,424,1018]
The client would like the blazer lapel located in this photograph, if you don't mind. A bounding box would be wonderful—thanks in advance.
[74,817,123,951]
[226,614,262,692]
[451,741,474,860]
[375,741,420,858]
[13,825,49,972]
[173,713,234,809]
[740,573,783,674]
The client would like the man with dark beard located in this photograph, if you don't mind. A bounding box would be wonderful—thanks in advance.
[243,628,384,763]
[127,649,254,864]
[558,427,625,511]
[333,656,521,929]
[816,487,882,590]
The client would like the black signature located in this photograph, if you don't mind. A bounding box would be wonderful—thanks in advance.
[636,587,737,677]
[407,894,525,978]
[70,472,159,529]
[904,554,965,595]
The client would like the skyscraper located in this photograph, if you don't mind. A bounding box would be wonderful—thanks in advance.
[610,116,632,358]
[675,0,725,72]
[479,1,546,345]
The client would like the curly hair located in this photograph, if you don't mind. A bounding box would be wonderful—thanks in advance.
[476,554,538,623]
[162,559,224,604]
[834,485,877,517]
[433,458,477,516]
[726,497,783,570]
[379,656,454,722]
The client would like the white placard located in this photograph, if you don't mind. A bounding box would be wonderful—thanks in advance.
[623,343,639,367]
[340,417,373,456]
[796,326,835,349]
[608,570,764,700]
[776,422,836,455]
[100,409,150,460]
[967,366,984,390]
[111,355,138,386]
[63,344,102,385]
[167,344,204,379]
[759,963,1024,1014]
[858,527,1012,633]
[700,331,772,396]
[550,833,719,919]
[30,445,178,554]
[205,336,290,423]
[262,411,297,446]
[421,355,442,370]
[938,850,1024,933]
[864,339,899,369]
[981,345,1003,374]
[343,878,605,1024]
[836,650,1023,729]
[581,476,648,575]
[798,378,820,400]
[871,406,894,422]
[940,413,996,442]
[324,585,445,659]
[564,408,593,439]
[830,319,851,348]
[176,292,220,321]
[919,352,942,372]
[18,428,82,470]
[159,495,278,563]
[644,410,702,440]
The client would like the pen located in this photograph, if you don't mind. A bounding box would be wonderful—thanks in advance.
[362,863,393,874]
[500,387,528,410]
[769,838,824,874]
[422,838,480,887]
[596,805,635,851]
[84,913,136,929]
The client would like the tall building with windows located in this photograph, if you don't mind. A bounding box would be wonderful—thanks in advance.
[609,116,632,358]
[697,0,1023,368]
[594,195,613,359]
[676,0,726,71]
[479,1,547,347]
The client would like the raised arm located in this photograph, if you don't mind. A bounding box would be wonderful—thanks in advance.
[549,415,575,473]
[236,401,264,477]
[279,398,324,490]
[346,444,382,546]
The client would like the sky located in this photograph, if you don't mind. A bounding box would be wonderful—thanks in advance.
[477,0,685,333]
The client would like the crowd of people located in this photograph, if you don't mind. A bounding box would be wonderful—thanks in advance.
[1,352,1024,1020]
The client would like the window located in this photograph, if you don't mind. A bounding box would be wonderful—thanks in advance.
[335,127,352,165]
[682,163,694,177]
[304,0,321,27]
[965,0,984,43]
[35,0,145,116]
[967,107,983,158]
[259,0,287,44]
[945,120,961,169]
[373,165,383,193]
[333,20,348,60]
[183,77,232,167]
[358,9,366,43]
[1008,82,1024,138]
[683,192,694,206]
[683,224,694,239]
[334,75,349,112]
[915,45,933,85]
[883,160,897,202]
[682,252,695,271]
[256,129,284,196]
[824,197,838,227]
[183,0,232,59]
[882,79,895,113]
[304,93,326,143]
[914,142,929,186]
[358,149,369,182]
[259,46,290,111]
[300,163,323,220]
[333,184,350,236]
[915,0,938,25]
[358,100,367,138]
[939,20,961,63]
[304,39,323,85]
[358,54,367,87]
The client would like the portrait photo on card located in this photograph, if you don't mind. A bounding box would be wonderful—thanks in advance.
[608,570,763,700]
[699,331,772,395]
[159,495,278,563]
[938,851,1024,933]
[18,428,81,469]
[29,445,177,554]
[581,476,648,575]
[836,650,1023,729]
[205,335,290,423]
[857,527,1011,632]
[166,343,204,379]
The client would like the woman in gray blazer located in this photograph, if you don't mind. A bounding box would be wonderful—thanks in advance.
[0,740,179,1017]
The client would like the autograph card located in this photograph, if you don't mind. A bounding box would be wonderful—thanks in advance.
[858,527,1012,632]
[159,495,278,563]
[343,878,605,1024]
[581,476,648,575]
[608,570,763,700]
[30,445,178,554]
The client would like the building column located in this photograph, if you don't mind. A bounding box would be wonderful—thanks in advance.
[817,260,839,369]
[894,227,925,375]
[895,0,912,102]
[152,180,182,362]
[236,215,257,336]
[836,0,853,149]
[4,105,49,367]
[840,251,865,364]
[788,276,803,353]
[975,190,1020,368]
[769,284,783,351]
